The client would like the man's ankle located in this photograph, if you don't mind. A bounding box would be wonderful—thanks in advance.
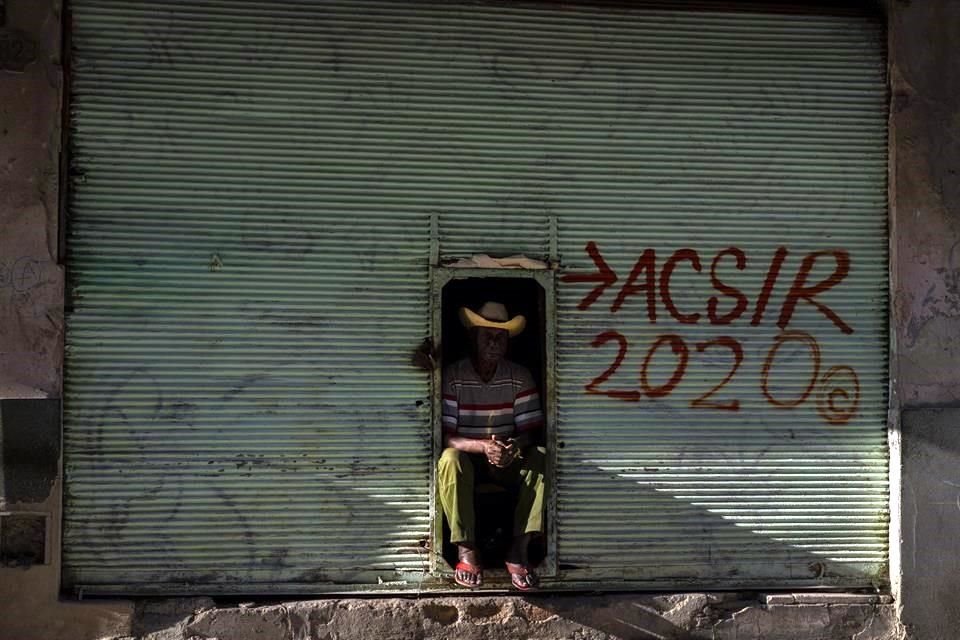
[458,543,479,562]
[506,538,529,564]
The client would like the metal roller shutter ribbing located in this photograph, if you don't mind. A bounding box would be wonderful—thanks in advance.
[65,0,887,592]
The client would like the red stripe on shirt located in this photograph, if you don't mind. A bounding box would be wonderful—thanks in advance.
[516,388,538,399]
[458,402,513,410]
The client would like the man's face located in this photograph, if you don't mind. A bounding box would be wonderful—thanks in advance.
[474,327,508,365]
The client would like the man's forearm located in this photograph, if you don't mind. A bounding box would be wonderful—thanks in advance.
[444,434,488,454]
[446,434,532,451]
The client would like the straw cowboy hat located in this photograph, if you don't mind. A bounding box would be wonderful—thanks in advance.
[459,302,526,338]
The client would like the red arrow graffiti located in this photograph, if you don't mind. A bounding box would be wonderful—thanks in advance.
[561,241,618,311]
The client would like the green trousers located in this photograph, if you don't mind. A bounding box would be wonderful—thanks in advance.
[437,446,547,544]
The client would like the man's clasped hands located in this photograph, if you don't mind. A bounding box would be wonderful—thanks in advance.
[482,435,522,468]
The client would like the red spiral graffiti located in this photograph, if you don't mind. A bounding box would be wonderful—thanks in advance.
[816,365,861,425]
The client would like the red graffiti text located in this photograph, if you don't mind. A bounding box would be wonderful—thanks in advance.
[561,242,853,335]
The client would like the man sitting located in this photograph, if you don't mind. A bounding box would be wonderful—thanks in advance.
[437,301,547,591]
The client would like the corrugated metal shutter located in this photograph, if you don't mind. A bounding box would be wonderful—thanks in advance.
[65,0,887,592]
[64,0,436,593]
[545,8,888,588]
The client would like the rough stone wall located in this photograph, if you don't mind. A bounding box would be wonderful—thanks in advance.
[117,594,900,640]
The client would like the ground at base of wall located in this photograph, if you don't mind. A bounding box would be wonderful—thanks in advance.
[101,593,903,640]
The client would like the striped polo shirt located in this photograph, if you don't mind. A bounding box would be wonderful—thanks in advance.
[442,358,544,439]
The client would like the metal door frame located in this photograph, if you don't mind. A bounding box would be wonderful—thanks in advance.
[429,266,559,579]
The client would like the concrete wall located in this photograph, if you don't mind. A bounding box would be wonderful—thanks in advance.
[0,2,134,639]
[0,0,957,638]
[891,1,960,408]
[890,1,960,639]
[900,409,960,640]
[0,0,63,399]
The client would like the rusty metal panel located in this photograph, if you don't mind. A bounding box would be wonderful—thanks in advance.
[65,0,887,592]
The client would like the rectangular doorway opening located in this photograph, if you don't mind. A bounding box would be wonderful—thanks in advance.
[431,269,557,580]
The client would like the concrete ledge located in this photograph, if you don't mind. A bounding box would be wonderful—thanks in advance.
[765,593,895,605]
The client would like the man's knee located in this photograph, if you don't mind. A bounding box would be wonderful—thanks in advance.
[438,447,472,475]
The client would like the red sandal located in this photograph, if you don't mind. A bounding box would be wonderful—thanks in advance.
[505,562,539,591]
[453,560,483,589]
